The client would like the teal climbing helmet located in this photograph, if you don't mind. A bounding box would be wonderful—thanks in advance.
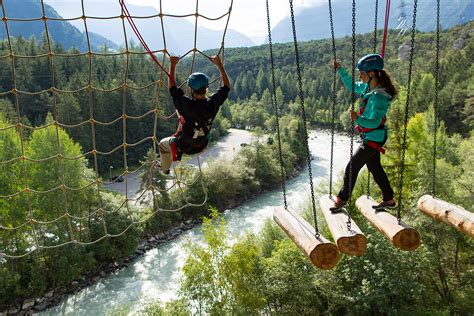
[357,54,384,72]
[188,72,209,90]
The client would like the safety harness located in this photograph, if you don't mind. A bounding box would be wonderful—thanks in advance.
[170,115,209,162]
[355,90,388,154]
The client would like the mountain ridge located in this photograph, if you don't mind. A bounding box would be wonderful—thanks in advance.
[269,0,474,43]
[0,0,117,51]
[1,0,254,53]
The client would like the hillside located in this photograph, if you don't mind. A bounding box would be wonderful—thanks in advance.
[44,0,255,54]
[0,14,473,314]
[190,21,473,136]
[0,0,117,51]
[269,0,474,43]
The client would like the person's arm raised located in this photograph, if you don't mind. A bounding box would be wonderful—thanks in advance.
[168,56,180,89]
[210,55,230,89]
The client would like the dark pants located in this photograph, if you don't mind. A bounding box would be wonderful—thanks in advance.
[338,143,394,202]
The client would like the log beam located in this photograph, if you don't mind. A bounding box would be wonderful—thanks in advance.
[356,196,421,251]
[273,206,341,269]
[418,195,473,238]
[319,195,367,256]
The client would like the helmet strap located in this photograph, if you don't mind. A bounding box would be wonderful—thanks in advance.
[367,75,373,90]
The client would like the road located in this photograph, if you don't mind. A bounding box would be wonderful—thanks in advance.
[103,129,263,198]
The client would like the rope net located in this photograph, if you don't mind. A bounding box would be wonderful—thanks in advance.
[0,0,233,258]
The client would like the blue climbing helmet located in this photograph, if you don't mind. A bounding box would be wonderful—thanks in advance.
[188,72,209,90]
[357,54,384,72]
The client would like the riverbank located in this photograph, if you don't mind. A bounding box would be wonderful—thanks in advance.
[3,129,298,314]
[103,129,266,199]
[5,129,350,315]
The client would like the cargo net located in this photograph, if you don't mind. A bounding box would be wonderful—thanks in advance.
[0,0,233,258]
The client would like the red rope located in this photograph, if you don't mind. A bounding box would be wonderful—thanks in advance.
[119,0,175,86]
[380,0,391,58]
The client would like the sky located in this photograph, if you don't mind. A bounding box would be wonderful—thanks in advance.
[45,0,326,42]
[129,0,326,40]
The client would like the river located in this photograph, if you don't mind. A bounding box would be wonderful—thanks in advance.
[103,129,266,198]
[43,129,351,315]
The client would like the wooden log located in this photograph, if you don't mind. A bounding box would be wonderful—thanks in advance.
[319,195,367,256]
[356,196,421,251]
[418,195,473,238]
[273,206,341,269]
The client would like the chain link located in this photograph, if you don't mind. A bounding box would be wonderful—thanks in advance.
[289,0,319,237]
[346,0,357,232]
[373,0,379,53]
[432,0,440,197]
[328,0,337,197]
[266,0,288,210]
[397,0,417,223]
[367,0,379,197]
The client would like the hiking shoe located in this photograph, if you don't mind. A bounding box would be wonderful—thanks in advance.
[372,200,397,212]
[330,197,347,212]
[153,161,172,178]
[158,168,171,178]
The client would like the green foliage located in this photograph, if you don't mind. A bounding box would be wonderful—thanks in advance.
[186,23,474,136]
[179,209,266,314]
[159,90,474,314]
[0,38,230,175]
[0,120,141,308]
[262,238,326,313]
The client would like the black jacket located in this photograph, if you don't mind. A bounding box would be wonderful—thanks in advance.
[169,85,230,154]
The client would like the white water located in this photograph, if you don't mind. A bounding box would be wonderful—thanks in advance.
[42,129,351,315]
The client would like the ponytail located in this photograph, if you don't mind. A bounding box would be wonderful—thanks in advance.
[375,70,397,98]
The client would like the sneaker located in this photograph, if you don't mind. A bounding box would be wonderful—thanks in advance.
[153,161,172,178]
[330,196,347,212]
[158,168,171,177]
[372,200,397,212]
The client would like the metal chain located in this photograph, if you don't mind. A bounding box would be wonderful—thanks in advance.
[346,0,357,231]
[266,0,288,210]
[432,0,440,197]
[367,0,379,197]
[396,0,417,223]
[288,0,319,236]
[328,0,337,197]
[373,0,379,53]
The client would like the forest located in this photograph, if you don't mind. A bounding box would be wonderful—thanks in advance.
[0,20,473,313]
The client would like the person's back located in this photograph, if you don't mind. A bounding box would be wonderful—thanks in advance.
[169,81,230,155]
[158,55,231,174]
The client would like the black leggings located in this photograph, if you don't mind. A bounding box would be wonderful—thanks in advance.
[338,143,394,202]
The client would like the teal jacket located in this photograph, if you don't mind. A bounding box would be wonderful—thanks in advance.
[337,67,393,143]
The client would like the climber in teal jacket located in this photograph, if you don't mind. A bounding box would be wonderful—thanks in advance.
[331,54,397,212]
[337,66,393,144]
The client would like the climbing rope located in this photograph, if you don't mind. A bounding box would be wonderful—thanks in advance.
[266,0,288,211]
[119,0,174,83]
[396,0,418,223]
[380,0,391,58]
[0,0,232,258]
[431,0,440,197]
[288,0,319,237]
[367,0,380,197]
